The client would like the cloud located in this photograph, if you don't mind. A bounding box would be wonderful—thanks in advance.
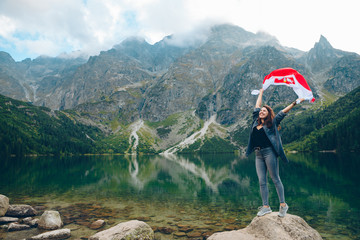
[0,15,16,38]
[0,0,359,61]
[163,21,215,47]
[0,0,139,59]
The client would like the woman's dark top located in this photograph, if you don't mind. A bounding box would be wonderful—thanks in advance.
[251,126,272,149]
[246,108,289,163]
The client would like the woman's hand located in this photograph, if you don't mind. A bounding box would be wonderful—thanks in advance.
[296,98,305,104]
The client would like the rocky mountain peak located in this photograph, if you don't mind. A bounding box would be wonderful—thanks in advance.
[0,51,15,65]
[306,35,340,72]
[116,36,149,49]
[316,35,333,50]
[207,24,256,46]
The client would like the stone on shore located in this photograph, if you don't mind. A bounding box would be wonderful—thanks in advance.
[0,224,8,229]
[0,216,19,224]
[0,194,9,216]
[7,222,31,232]
[6,204,37,217]
[89,220,154,240]
[38,210,63,230]
[26,228,71,240]
[22,217,39,227]
[208,212,322,240]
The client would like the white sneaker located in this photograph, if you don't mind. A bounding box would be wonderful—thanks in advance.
[278,204,289,218]
[257,206,272,216]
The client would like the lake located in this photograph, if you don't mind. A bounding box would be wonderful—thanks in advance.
[0,152,359,239]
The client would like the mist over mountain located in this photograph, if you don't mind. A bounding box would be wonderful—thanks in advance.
[1,24,359,154]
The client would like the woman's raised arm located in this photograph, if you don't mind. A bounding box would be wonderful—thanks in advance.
[282,98,304,113]
[255,88,264,108]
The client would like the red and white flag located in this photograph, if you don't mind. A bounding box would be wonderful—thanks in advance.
[263,68,315,102]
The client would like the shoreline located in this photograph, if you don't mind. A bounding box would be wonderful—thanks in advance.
[1,199,324,240]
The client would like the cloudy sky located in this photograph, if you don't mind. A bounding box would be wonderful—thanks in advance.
[0,0,359,61]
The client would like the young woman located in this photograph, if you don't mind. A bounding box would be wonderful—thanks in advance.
[246,88,304,217]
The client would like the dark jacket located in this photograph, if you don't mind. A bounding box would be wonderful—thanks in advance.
[246,108,289,163]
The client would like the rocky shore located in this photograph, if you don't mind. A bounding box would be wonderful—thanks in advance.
[0,194,322,239]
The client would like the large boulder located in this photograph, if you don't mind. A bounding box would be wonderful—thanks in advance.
[208,212,322,240]
[27,228,71,240]
[5,204,37,217]
[38,210,63,230]
[89,220,154,240]
[0,195,9,216]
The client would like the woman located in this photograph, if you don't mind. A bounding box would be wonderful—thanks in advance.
[246,88,304,217]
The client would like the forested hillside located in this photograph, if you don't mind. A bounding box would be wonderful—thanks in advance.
[0,94,104,156]
[281,86,360,152]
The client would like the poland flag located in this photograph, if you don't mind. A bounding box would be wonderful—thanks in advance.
[263,68,315,103]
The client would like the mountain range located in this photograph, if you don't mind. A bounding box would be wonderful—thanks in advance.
[1,24,360,155]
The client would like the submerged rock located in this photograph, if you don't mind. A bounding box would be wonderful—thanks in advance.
[157,226,175,234]
[90,219,105,229]
[6,204,37,217]
[208,212,322,240]
[26,228,71,239]
[0,195,9,216]
[173,232,187,237]
[38,210,63,230]
[89,220,154,240]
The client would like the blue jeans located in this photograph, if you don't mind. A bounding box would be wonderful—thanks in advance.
[255,147,285,206]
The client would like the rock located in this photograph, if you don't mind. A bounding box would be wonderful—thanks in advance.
[38,210,63,230]
[224,225,238,230]
[26,228,71,239]
[90,219,105,229]
[0,224,8,229]
[89,220,154,240]
[179,226,193,233]
[0,195,9,216]
[208,213,323,240]
[7,222,31,231]
[22,217,39,227]
[176,224,190,228]
[157,226,175,234]
[205,221,216,225]
[187,231,202,238]
[173,232,187,237]
[6,204,37,217]
[136,216,151,221]
[0,216,19,224]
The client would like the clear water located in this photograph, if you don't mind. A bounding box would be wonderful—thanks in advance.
[0,152,359,239]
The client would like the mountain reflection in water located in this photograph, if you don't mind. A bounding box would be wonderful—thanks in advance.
[0,152,359,239]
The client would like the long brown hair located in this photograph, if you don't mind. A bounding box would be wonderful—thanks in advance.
[257,105,275,128]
